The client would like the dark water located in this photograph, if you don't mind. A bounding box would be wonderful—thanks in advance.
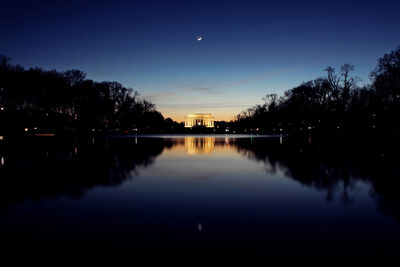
[1,135,400,259]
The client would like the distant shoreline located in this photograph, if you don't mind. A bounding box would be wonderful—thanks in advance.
[1,132,400,138]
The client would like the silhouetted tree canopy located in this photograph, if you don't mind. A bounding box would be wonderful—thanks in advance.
[233,45,400,134]
[0,56,181,133]
[2,45,400,134]
[369,45,400,129]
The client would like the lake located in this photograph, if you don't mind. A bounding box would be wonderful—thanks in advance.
[0,135,399,260]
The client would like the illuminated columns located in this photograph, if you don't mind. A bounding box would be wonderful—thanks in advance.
[185,114,214,128]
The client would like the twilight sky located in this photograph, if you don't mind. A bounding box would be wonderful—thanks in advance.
[1,0,399,121]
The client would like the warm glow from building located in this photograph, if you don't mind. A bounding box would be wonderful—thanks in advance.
[184,113,214,128]
[184,137,215,154]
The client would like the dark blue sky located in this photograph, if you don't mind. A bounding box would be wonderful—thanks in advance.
[1,0,399,120]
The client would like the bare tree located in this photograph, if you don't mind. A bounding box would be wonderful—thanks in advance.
[0,55,11,66]
[262,93,278,111]
[324,64,360,111]
[63,70,86,87]
[341,64,360,109]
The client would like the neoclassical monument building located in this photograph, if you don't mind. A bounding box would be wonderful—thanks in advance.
[184,113,214,128]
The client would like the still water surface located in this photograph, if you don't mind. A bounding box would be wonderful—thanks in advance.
[0,135,399,258]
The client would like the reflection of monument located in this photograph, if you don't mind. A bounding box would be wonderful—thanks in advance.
[184,114,214,128]
[184,137,215,154]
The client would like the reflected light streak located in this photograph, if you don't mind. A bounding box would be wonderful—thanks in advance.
[185,137,215,154]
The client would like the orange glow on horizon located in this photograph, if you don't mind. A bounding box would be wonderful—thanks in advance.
[160,110,238,122]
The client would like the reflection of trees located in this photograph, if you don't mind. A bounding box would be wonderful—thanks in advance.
[2,135,400,221]
[0,137,164,209]
[235,136,400,219]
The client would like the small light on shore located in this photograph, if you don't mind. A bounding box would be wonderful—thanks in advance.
[0,107,4,111]
[24,128,29,132]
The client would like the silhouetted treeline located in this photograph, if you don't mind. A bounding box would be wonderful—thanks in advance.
[0,56,181,133]
[233,45,400,134]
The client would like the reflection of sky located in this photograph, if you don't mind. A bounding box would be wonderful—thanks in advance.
[2,136,400,255]
[123,137,381,221]
[1,0,400,121]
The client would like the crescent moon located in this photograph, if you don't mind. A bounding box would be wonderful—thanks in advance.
[197,36,202,41]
